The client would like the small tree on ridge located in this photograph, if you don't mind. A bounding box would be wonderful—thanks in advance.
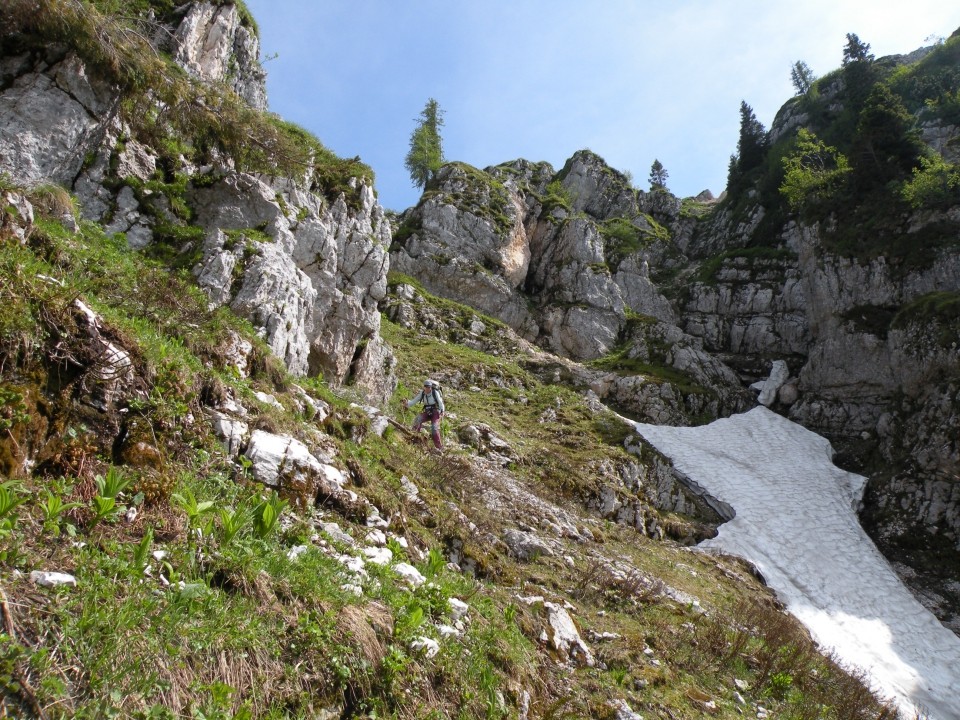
[405,98,445,190]
[649,159,668,191]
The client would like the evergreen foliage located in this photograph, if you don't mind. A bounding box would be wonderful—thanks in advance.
[852,83,924,187]
[404,98,445,190]
[724,24,960,270]
[648,159,668,190]
[790,61,816,95]
[841,33,878,111]
[726,101,769,195]
[842,33,874,65]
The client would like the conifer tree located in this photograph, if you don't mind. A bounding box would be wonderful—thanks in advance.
[727,101,768,190]
[649,159,668,191]
[790,61,816,95]
[841,33,877,110]
[842,33,874,65]
[853,83,922,184]
[404,98,445,190]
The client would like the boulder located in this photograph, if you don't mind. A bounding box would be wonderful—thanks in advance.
[243,429,345,508]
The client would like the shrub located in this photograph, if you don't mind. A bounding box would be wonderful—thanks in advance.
[780,128,852,210]
[901,154,960,208]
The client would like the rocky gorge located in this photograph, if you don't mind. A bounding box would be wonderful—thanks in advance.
[1,1,959,716]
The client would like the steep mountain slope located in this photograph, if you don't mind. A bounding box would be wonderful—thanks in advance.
[0,1,943,717]
[390,32,960,633]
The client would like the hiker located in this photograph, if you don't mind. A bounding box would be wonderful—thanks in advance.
[407,379,445,450]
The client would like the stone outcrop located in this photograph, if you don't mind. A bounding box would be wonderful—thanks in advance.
[166,2,267,111]
[190,170,395,400]
[0,2,394,404]
[390,153,748,423]
[0,50,119,188]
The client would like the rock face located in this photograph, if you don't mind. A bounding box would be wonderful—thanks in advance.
[190,171,395,400]
[390,153,746,424]
[0,49,119,188]
[0,2,394,404]
[675,99,960,625]
[168,2,267,111]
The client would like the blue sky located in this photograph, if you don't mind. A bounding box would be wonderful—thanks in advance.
[242,1,960,212]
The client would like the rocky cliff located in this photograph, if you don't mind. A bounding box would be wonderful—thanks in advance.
[390,154,752,426]
[389,42,960,628]
[0,2,951,716]
[0,0,394,403]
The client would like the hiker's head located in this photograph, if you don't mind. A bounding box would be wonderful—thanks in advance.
[423,379,436,391]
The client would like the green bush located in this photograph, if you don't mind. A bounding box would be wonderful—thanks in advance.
[901,154,960,208]
[780,128,852,210]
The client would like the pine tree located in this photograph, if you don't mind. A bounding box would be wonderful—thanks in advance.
[841,34,878,115]
[649,159,668,190]
[790,61,816,95]
[404,98,445,190]
[728,101,768,190]
[853,84,922,184]
[842,33,873,65]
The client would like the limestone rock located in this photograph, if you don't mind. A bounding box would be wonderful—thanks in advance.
[170,2,267,110]
[757,360,790,407]
[191,171,396,403]
[542,601,594,667]
[503,528,554,561]
[0,191,34,243]
[390,163,539,339]
[0,52,117,188]
[31,571,77,588]
[243,429,344,508]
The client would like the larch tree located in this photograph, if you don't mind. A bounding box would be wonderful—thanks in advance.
[790,61,816,95]
[404,98,445,190]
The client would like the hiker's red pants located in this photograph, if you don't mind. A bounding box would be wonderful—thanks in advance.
[413,408,443,449]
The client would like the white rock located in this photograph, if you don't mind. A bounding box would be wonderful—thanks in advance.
[363,547,393,566]
[319,521,355,546]
[208,410,249,457]
[609,699,644,720]
[365,509,389,528]
[757,360,790,407]
[410,636,440,658]
[449,598,470,621]
[543,601,594,667]
[400,475,420,501]
[31,571,77,588]
[365,529,387,546]
[437,624,460,638]
[393,562,426,588]
[254,391,284,410]
[286,545,309,561]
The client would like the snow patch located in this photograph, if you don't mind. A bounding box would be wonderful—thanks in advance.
[634,406,960,720]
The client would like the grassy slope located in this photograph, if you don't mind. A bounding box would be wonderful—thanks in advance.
[0,1,899,716]
[0,192,893,719]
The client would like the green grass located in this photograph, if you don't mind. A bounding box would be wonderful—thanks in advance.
[0,211,896,719]
[0,9,902,712]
